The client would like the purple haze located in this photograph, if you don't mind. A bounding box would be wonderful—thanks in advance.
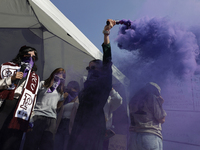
[115,17,200,88]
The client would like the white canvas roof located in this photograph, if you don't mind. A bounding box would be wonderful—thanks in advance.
[0,0,129,88]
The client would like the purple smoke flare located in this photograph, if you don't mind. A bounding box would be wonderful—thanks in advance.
[115,17,199,79]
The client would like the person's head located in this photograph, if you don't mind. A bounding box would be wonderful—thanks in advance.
[129,82,161,107]
[85,59,104,81]
[65,81,80,93]
[44,68,66,94]
[144,82,161,96]
[12,45,38,71]
[86,59,103,72]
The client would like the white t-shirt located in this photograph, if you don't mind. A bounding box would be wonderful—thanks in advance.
[34,81,63,119]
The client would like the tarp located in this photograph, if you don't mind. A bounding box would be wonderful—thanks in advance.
[0,0,129,88]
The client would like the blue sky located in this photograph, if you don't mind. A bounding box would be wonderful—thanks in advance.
[50,0,145,51]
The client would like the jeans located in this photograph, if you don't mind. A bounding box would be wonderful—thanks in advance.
[0,99,23,150]
[128,132,163,150]
[54,118,70,150]
[23,116,56,150]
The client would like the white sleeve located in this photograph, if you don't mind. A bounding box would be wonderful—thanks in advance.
[108,89,123,112]
[0,77,12,90]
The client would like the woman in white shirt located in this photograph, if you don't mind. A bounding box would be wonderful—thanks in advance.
[24,68,66,150]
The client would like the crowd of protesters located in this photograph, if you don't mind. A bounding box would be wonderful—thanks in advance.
[0,19,166,150]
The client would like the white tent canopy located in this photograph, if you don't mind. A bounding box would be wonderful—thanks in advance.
[0,0,129,88]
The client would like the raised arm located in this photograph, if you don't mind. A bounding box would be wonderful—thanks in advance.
[103,19,116,45]
[102,19,116,64]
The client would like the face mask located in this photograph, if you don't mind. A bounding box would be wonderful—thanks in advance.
[21,56,34,77]
[64,90,78,104]
[47,75,61,93]
[87,69,101,80]
[84,70,102,88]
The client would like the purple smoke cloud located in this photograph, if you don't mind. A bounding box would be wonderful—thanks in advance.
[115,17,199,80]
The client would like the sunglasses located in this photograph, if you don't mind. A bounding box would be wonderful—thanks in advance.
[86,66,96,71]
[54,75,65,82]
[23,54,36,61]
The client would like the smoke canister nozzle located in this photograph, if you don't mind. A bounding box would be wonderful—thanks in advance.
[106,20,122,25]
[106,20,132,28]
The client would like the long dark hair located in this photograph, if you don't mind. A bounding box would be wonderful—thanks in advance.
[11,46,38,72]
[44,68,66,94]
